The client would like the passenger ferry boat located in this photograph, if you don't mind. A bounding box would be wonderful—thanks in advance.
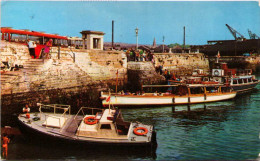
[171,63,259,93]
[101,84,237,107]
[17,103,156,147]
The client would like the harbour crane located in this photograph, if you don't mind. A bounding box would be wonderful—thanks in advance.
[248,29,260,39]
[225,24,245,40]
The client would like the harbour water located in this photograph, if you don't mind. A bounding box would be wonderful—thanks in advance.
[4,74,260,160]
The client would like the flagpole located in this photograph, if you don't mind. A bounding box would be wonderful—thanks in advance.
[217,51,220,63]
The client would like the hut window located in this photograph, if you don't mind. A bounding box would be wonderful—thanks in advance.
[100,124,111,129]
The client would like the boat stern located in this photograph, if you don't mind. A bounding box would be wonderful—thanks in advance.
[128,122,156,145]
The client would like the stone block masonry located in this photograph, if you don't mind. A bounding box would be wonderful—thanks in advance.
[1,41,128,96]
[153,53,209,75]
[1,41,127,115]
[127,61,166,91]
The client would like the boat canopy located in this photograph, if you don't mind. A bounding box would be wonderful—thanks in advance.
[232,76,252,80]
[142,84,226,88]
[1,27,68,40]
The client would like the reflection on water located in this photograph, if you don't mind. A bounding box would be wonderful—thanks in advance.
[8,135,157,160]
[172,103,236,126]
[121,82,260,160]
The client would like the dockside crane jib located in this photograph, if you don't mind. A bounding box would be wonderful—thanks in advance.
[248,29,260,39]
[225,24,245,41]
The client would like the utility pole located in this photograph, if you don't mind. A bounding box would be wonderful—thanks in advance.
[183,26,185,53]
[112,20,114,50]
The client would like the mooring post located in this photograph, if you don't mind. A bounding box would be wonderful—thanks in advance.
[187,104,191,111]
[172,106,175,113]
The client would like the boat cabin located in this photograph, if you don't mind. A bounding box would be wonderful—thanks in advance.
[76,108,130,138]
[231,76,254,85]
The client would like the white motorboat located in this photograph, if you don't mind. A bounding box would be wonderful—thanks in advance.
[17,103,157,147]
[101,84,237,107]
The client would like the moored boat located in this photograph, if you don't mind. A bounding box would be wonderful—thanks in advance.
[17,103,157,147]
[170,62,259,93]
[101,84,237,107]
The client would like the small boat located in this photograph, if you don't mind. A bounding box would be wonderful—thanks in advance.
[171,63,259,93]
[17,103,157,147]
[101,84,237,107]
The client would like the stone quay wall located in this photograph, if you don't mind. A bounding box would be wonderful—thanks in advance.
[1,41,127,95]
[1,41,127,115]
[127,62,165,91]
[1,41,209,116]
[153,53,209,75]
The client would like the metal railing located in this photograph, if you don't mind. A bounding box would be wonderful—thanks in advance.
[37,103,71,128]
[72,107,104,138]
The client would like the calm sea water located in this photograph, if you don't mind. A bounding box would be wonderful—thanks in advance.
[5,74,260,160]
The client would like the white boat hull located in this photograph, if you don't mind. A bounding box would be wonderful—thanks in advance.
[101,92,237,107]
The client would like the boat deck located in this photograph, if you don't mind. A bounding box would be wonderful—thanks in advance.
[20,113,81,138]
[18,112,152,144]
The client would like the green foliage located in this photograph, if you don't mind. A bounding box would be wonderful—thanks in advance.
[168,43,180,48]
[168,43,190,48]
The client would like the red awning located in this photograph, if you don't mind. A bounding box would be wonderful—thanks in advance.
[1,28,68,40]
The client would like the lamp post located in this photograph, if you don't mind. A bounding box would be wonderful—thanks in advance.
[135,27,139,50]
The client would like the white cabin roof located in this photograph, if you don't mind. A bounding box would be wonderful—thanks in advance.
[100,109,115,124]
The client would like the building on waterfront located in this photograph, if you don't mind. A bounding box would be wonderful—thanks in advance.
[80,30,105,50]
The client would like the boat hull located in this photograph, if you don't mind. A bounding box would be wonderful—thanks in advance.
[102,92,237,107]
[17,114,156,148]
[231,80,259,93]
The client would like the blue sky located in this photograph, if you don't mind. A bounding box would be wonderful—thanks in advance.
[1,1,259,45]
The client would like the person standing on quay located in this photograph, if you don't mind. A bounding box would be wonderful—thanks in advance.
[44,39,53,59]
[2,133,10,159]
[27,39,36,58]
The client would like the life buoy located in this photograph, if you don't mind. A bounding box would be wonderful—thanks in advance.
[84,116,97,125]
[214,70,220,76]
[133,127,148,136]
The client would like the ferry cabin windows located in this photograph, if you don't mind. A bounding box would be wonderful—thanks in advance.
[233,79,238,84]
[238,79,243,84]
[100,124,112,130]
[233,78,251,84]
